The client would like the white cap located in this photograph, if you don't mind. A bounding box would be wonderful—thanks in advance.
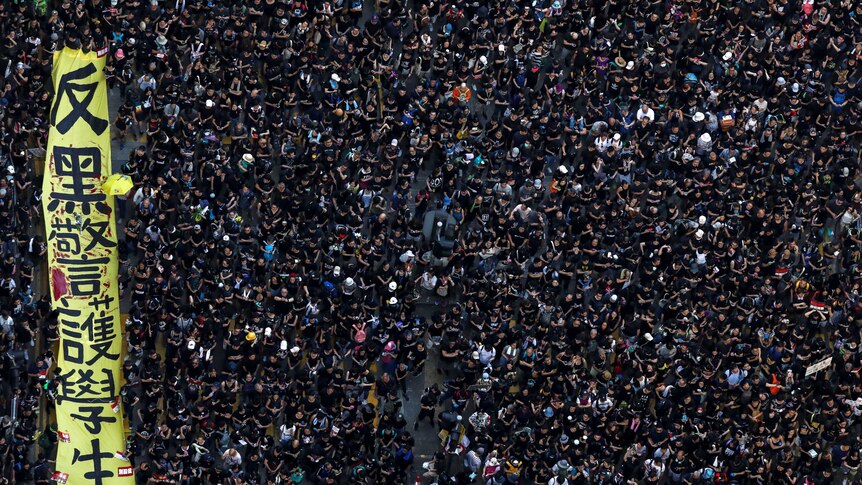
[388,282,397,291]
[205,99,214,108]
[479,55,487,65]
[290,346,301,354]
[280,340,289,351]
[333,266,341,276]
[613,133,621,140]
[391,139,398,147]
[558,165,569,174]
[389,297,398,305]
[331,73,341,82]
[643,333,654,342]
[698,215,707,226]
[344,277,354,286]
[498,44,506,53]
[693,112,705,122]
[626,61,635,70]
[700,133,712,143]
[723,51,733,61]
[695,229,705,239]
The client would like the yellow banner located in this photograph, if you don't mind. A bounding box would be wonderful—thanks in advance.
[43,47,133,485]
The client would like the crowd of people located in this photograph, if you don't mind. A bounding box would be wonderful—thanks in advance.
[1,0,862,483]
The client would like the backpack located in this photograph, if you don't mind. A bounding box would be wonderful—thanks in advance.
[353,324,367,344]
[323,281,339,298]
[396,446,413,463]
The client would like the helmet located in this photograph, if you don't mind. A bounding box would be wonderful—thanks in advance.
[384,341,396,352]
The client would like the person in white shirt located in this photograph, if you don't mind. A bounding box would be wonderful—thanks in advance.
[594,132,613,152]
[137,73,157,92]
[637,104,655,121]
[477,344,496,366]
[418,271,438,292]
[609,133,623,152]
[221,448,242,468]
[0,310,13,339]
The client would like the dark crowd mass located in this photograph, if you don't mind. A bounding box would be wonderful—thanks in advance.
[3,0,862,484]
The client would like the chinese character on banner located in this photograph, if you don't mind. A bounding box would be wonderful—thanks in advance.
[56,303,120,364]
[72,439,114,485]
[69,405,118,434]
[50,63,109,135]
[47,146,109,216]
[55,255,109,298]
[50,217,116,252]
[56,368,116,404]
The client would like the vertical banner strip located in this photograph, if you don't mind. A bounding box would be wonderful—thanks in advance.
[43,47,133,485]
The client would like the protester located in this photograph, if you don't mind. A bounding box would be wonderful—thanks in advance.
[2,0,862,484]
